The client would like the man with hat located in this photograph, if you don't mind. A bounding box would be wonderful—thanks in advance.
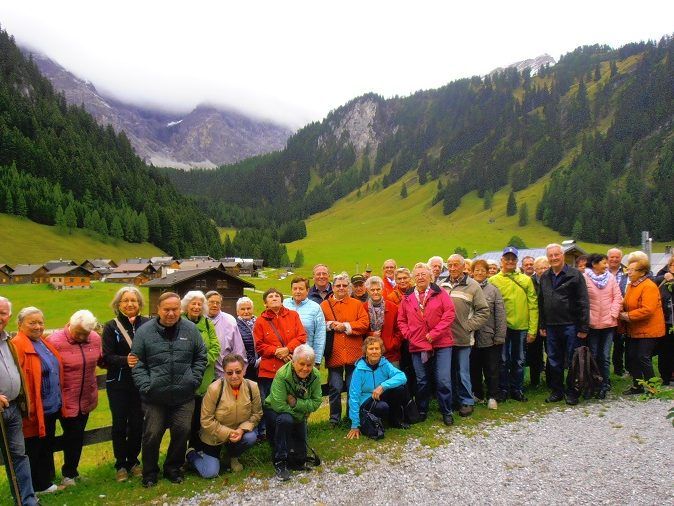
[488,247,539,402]
[350,274,368,302]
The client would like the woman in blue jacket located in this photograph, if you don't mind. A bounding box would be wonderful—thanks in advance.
[347,336,408,439]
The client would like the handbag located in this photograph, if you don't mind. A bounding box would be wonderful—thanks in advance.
[403,398,422,424]
[324,299,338,359]
[360,401,385,440]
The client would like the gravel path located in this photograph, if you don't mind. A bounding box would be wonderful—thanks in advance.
[178,399,674,505]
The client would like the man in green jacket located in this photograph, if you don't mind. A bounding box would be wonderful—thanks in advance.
[488,247,539,402]
[264,344,322,481]
[131,292,206,488]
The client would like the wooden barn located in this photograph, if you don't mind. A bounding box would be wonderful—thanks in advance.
[10,264,49,284]
[0,264,13,284]
[143,267,255,315]
[48,265,92,290]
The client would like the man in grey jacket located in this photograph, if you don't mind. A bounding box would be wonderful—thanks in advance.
[442,255,489,416]
[131,292,206,487]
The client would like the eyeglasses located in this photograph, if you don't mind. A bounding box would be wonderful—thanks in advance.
[225,370,243,376]
[334,284,349,288]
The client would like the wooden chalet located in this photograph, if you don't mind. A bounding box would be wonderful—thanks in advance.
[80,259,118,270]
[0,264,13,284]
[150,256,180,269]
[44,259,77,272]
[105,272,151,286]
[10,264,49,284]
[48,266,92,290]
[143,267,255,315]
[112,262,159,279]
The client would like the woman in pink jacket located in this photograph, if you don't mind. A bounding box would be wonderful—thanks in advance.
[583,253,623,398]
[397,262,455,426]
[47,310,103,486]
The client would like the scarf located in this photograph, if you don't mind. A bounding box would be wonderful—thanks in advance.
[586,269,610,289]
[368,299,385,332]
[239,316,256,332]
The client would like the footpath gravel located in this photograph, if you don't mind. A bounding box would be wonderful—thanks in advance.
[177,399,673,505]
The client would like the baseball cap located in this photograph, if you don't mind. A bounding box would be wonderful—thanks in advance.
[351,274,365,284]
[502,246,519,257]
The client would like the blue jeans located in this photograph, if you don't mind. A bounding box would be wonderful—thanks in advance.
[188,431,257,478]
[328,365,354,422]
[452,346,474,406]
[500,328,526,396]
[265,411,307,463]
[546,325,583,397]
[411,347,453,415]
[588,327,614,391]
[2,402,38,505]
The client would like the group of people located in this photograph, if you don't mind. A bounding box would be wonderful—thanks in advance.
[1,245,673,502]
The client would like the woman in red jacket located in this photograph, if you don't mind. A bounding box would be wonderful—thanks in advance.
[254,288,307,412]
[12,307,63,495]
[363,276,402,366]
[47,310,103,487]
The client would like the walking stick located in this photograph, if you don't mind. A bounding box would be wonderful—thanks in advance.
[0,411,23,505]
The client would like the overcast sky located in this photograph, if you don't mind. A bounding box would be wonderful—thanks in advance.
[1,1,672,128]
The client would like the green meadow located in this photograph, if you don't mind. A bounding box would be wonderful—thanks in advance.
[0,214,163,266]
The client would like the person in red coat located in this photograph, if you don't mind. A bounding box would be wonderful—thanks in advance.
[381,259,398,298]
[321,272,370,428]
[363,276,402,366]
[254,288,307,408]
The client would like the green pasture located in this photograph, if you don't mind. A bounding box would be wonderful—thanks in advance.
[0,214,163,266]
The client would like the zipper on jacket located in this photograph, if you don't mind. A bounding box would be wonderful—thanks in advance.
[78,343,86,414]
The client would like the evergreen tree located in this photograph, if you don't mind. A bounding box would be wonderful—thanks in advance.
[64,204,77,233]
[594,63,601,81]
[400,182,408,199]
[518,202,529,226]
[454,246,468,257]
[3,188,13,214]
[15,192,27,217]
[507,235,527,249]
[506,190,517,216]
[293,249,304,268]
[110,215,124,239]
[483,189,493,210]
[223,234,233,256]
[55,206,67,234]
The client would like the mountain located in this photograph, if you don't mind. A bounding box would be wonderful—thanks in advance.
[24,49,293,168]
[489,54,556,76]
[166,37,674,251]
[0,28,223,257]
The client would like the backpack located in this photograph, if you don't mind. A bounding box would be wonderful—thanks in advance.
[568,346,603,397]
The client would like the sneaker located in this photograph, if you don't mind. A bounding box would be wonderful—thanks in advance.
[61,477,76,487]
[510,391,528,402]
[487,398,498,410]
[288,461,313,472]
[115,468,128,482]
[458,405,474,417]
[273,460,291,481]
[230,457,243,473]
[164,472,184,484]
[130,464,143,478]
[36,484,60,495]
[545,393,564,403]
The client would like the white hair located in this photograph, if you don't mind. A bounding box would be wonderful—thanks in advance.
[292,344,316,364]
[447,254,465,265]
[413,262,432,274]
[181,290,207,315]
[545,243,563,254]
[69,309,98,332]
[607,248,623,256]
[17,306,43,326]
[0,296,11,315]
[110,286,144,313]
[333,272,350,284]
[533,256,550,268]
[236,296,254,310]
[364,275,383,290]
[427,255,444,267]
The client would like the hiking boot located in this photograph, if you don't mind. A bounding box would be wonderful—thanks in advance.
[142,477,157,488]
[565,395,579,406]
[597,389,608,400]
[230,457,243,473]
[288,461,313,472]
[545,393,564,403]
[274,460,291,481]
[495,392,507,403]
[130,464,143,478]
[487,398,498,410]
[115,468,128,482]
[418,412,428,422]
[164,471,184,484]
[510,391,528,402]
[458,405,474,417]
[442,414,454,426]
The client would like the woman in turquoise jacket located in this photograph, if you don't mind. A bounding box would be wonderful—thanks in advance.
[347,336,408,439]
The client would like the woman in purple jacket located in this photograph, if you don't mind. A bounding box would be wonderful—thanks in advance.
[397,262,456,426]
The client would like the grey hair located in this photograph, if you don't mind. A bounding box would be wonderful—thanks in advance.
[427,255,444,267]
[545,243,563,254]
[236,296,254,310]
[312,263,330,274]
[414,262,432,274]
[110,286,145,314]
[627,250,648,264]
[333,271,350,284]
[486,259,498,266]
[533,256,550,268]
[0,296,11,315]
[181,290,207,315]
[69,309,98,332]
[364,275,383,290]
[447,254,465,265]
[17,306,43,326]
[292,344,316,364]
[607,247,623,256]
[395,267,411,277]
[205,290,221,300]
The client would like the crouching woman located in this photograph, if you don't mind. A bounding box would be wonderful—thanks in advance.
[264,344,322,481]
[346,336,408,440]
[186,354,262,478]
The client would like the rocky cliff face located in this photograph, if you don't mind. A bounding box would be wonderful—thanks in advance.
[25,50,292,168]
[489,54,556,76]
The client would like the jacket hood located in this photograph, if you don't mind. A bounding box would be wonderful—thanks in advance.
[404,283,442,297]
[355,356,391,371]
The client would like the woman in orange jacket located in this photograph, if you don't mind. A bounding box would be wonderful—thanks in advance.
[321,272,369,427]
[12,307,64,494]
[619,256,665,395]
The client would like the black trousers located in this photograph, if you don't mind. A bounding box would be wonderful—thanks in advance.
[359,385,407,427]
[526,335,545,387]
[59,413,89,479]
[25,411,58,492]
[612,333,630,374]
[189,395,204,452]
[470,344,502,400]
[628,337,659,385]
[657,328,674,384]
[108,386,143,471]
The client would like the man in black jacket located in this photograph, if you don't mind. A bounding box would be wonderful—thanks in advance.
[538,244,590,405]
[131,292,206,487]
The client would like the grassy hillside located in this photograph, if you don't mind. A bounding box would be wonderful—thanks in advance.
[0,213,163,265]
[286,171,658,273]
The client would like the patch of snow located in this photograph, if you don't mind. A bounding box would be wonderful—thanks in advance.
[167,119,183,127]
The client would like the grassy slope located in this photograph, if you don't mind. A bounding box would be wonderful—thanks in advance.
[0,214,163,265]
